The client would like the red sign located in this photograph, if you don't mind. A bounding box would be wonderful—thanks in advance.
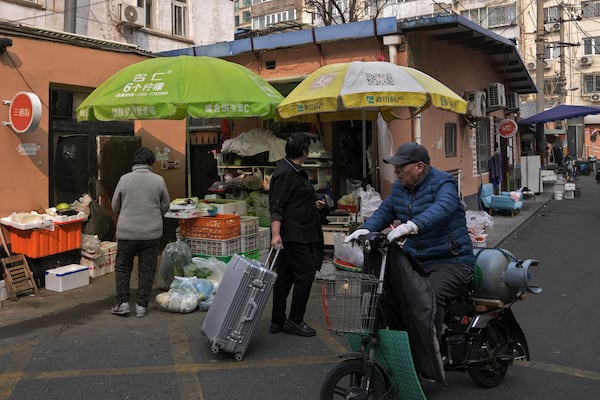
[497,119,518,138]
[8,92,42,134]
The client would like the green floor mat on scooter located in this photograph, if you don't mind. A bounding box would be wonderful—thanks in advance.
[347,330,426,400]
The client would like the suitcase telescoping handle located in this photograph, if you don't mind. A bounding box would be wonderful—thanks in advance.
[264,246,281,271]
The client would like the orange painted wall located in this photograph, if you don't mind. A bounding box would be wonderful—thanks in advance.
[0,35,187,219]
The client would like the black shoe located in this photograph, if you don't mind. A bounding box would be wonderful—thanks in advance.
[269,323,284,334]
[283,320,316,337]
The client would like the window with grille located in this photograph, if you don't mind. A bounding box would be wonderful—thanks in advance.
[476,119,491,173]
[488,4,516,27]
[445,122,457,158]
[545,44,561,59]
[583,37,600,55]
[543,77,562,95]
[582,74,600,93]
[460,7,488,27]
[582,0,600,18]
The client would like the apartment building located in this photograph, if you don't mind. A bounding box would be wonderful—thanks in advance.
[0,0,234,52]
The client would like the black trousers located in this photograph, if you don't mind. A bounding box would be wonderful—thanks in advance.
[114,239,160,307]
[271,242,319,325]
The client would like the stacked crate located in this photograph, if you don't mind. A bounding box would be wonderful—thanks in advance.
[180,214,260,263]
[257,226,271,264]
[239,216,259,260]
[80,241,117,278]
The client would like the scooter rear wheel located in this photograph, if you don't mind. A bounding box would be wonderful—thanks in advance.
[320,359,392,400]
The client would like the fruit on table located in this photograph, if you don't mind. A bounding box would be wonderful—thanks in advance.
[56,203,70,211]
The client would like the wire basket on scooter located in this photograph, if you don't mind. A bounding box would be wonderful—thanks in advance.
[319,271,380,334]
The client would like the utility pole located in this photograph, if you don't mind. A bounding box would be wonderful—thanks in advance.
[535,0,545,155]
[559,3,566,104]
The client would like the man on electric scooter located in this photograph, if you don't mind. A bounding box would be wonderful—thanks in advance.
[345,142,475,385]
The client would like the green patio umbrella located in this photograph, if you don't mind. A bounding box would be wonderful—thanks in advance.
[76,55,284,193]
[76,55,283,121]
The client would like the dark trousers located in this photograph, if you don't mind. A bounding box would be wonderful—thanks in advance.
[271,242,319,325]
[426,262,474,334]
[114,239,160,307]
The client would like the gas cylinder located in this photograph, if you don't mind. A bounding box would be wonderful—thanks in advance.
[473,248,542,303]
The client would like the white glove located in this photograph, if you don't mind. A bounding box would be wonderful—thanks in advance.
[387,221,419,242]
[344,228,370,243]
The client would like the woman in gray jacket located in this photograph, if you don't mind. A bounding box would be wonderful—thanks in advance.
[110,147,170,317]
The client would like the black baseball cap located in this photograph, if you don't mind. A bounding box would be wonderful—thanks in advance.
[383,142,430,166]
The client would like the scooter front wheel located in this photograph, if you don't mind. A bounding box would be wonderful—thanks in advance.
[320,359,392,400]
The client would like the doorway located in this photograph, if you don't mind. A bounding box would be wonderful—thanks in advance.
[331,120,372,202]
[49,87,135,206]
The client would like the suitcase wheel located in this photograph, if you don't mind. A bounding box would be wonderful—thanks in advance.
[211,344,220,354]
[235,353,243,362]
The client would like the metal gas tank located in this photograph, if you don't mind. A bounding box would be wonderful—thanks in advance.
[473,248,542,303]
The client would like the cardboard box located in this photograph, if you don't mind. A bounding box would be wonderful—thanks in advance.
[45,264,89,292]
[80,241,117,278]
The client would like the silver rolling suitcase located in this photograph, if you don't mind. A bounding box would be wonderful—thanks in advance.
[201,248,279,361]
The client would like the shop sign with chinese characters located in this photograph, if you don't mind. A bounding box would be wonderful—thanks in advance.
[2,92,42,134]
[497,119,518,139]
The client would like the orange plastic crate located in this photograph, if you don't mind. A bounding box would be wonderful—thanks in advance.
[10,221,82,259]
[178,214,240,239]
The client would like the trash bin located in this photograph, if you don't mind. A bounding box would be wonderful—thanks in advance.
[589,156,597,175]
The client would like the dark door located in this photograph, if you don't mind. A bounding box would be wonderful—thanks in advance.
[96,135,142,209]
[53,134,92,204]
[331,120,372,203]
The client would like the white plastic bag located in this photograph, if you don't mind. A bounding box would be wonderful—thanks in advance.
[465,210,495,231]
[333,233,364,267]
[360,185,382,218]
[155,277,216,313]
[189,257,228,289]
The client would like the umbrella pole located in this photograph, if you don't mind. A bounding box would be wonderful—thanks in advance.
[186,117,192,195]
[362,109,367,185]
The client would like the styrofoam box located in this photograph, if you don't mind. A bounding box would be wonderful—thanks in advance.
[564,183,576,191]
[45,264,89,292]
[0,280,7,301]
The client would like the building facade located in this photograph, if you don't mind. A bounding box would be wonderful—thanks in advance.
[0,0,234,52]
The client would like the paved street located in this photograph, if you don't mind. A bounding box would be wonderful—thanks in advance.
[1,175,600,399]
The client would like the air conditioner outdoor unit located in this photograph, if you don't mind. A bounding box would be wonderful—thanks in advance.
[505,92,520,111]
[544,22,561,32]
[464,91,487,118]
[591,93,600,102]
[119,4,145,27]
[580,56,592,66]
[487,83,506,110]
[527,62,536,70]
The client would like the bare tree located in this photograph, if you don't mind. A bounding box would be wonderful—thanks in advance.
[305,0,389,26]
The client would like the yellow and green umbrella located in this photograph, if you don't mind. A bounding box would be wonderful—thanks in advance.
[276,61,466,122]
[76,55,284,121]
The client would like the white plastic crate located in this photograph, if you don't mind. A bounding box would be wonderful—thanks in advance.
[257,227,270,250]
[184,236,240,256]
[240,216,259,236]
[240,234,258,252]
